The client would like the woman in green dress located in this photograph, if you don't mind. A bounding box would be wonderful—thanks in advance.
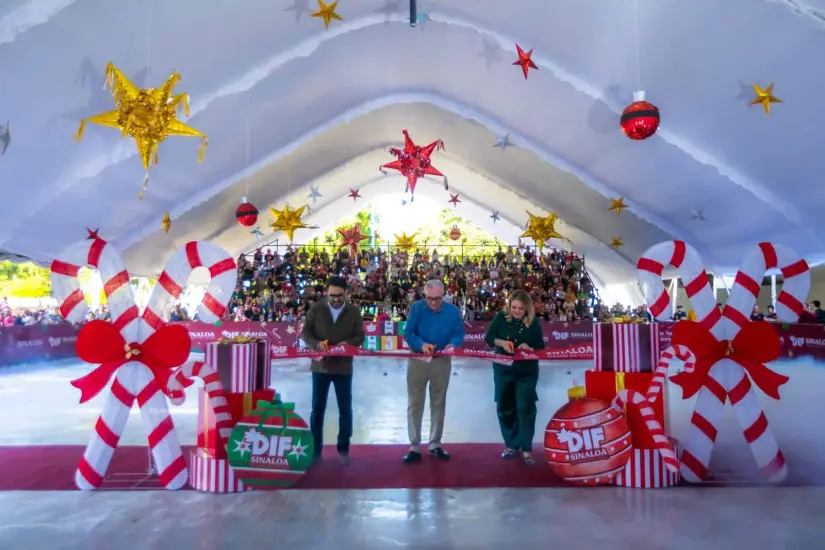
[484,290,545,464]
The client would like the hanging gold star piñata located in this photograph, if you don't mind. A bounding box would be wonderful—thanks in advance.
[608,196,628,215]
[161,212,172,233]
[269,204,309,243]
[394,232,417,251]
[610,237,624,248]
[311,0,343,29]
[520,211,569,251]
[74,62,208,199]
[750,83,782,116]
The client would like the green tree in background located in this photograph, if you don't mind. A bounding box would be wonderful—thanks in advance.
[0,261,52,298]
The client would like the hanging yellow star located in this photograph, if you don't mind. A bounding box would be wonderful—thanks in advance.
[74,62,207,199]
[269,204,309,243]
[311,0,343,30]
[161,212,172,234]
[608,196,628,215]
[750,83,782,116]
[610,236,624,248]
[394,232,417,251]
[520,211,568,252]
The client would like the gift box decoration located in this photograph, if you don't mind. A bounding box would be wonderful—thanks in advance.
[227,394,313,490]
[612,437,681,489]
[593,323,660,373]
[189,449,251,493]
[251,338,271,390]
[584,370,666,450]
[197,388,276,459]
[206,340,257,393]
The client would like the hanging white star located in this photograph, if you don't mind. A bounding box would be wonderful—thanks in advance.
[415,7,431,28]
[490,211,501,223]
[478,37,502,69]
[690,208,706,222]
[307,185,322,204]
[283,0,312,22]
[493,133,513,151]
[288,436,310,460]
[250,225,264,238]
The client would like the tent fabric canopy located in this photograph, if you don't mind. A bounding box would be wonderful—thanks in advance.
[1,0,823,288]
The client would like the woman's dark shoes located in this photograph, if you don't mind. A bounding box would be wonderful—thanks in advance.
[429,447,451,460]
[501,448,518,459]
[402,450,422,464]
[522,453,536,466]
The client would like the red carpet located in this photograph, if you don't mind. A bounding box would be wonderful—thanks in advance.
[0,444,567,490]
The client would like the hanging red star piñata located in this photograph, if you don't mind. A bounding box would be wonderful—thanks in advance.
[348,188,362,201]
[513,44,538,79]
[379,129,448,200]
[338,223,368,255]
[86,228,100,240]
[448,193,461,207]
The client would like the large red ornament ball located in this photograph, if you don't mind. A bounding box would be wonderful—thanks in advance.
[544,386,632,486]
[620,92,660,141]
[448,225,461,241]
[236,198,259,227]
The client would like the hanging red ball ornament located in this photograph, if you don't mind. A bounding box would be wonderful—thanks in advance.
[620,90,660,141]
[235,197,259,227]
[544,385,632,486]
[448,225,461,241]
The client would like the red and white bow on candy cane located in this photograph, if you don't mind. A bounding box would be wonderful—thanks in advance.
[50,237,236,491]
[637,240,809,483]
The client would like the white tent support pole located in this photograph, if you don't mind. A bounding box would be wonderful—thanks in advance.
[669,278,678,317]
[771,274,777,308]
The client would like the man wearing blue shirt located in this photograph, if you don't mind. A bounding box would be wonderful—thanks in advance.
[402,279,465,463]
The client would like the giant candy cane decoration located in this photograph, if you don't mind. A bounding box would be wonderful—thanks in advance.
[637,240,809,483]
[166,360,234,446]
[51,238,236,490]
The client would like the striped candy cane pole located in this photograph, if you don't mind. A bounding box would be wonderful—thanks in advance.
[647,345,695,404]
[50,236,149,490]
[135,241,236,486]
[612,390,680,474]
[166,360,234,445]
[637,240,726,483]
[709,243,810,482]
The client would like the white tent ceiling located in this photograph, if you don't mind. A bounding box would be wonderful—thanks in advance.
[1,0,824,288]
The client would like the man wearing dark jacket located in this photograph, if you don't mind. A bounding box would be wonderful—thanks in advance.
[301,276,365,464]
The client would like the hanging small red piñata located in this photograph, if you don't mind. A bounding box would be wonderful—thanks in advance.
[620,90,660,141]
[235,197,259,227]
[379,130,447,200]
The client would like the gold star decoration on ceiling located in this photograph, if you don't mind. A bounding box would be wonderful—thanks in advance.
[311,0,343,29]
[608,196,628,215]
[74,62,208,199]
[161,212,172,234]
[269,204,310,243]
[610,237,624,249]
[750,83,782,116]
[520,211,569,252]
[394,232,417,251]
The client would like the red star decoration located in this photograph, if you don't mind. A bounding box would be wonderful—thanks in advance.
[348,188,362,201]
[448,193,461,207]
[86,228,100,240]
[338,223,368,255]
[379,130,448,199]
[513,44,538,79]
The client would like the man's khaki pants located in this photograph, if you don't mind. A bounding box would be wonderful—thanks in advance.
[407,356,452,449]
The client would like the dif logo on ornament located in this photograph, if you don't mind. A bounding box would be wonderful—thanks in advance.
[557,426,607,462]
[239,428,309,468]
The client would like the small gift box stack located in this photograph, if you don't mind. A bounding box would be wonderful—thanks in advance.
[586,323,679,488]
[190,336,275,493]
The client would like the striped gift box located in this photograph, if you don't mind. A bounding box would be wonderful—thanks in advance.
[593,323,660,373]
[206,342,256,393]
[189,450,251,493]
[612,439,681,488]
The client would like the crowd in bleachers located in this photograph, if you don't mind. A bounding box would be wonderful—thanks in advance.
[216,245,602,324]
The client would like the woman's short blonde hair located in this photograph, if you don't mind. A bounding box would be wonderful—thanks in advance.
[506,289,535,327]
